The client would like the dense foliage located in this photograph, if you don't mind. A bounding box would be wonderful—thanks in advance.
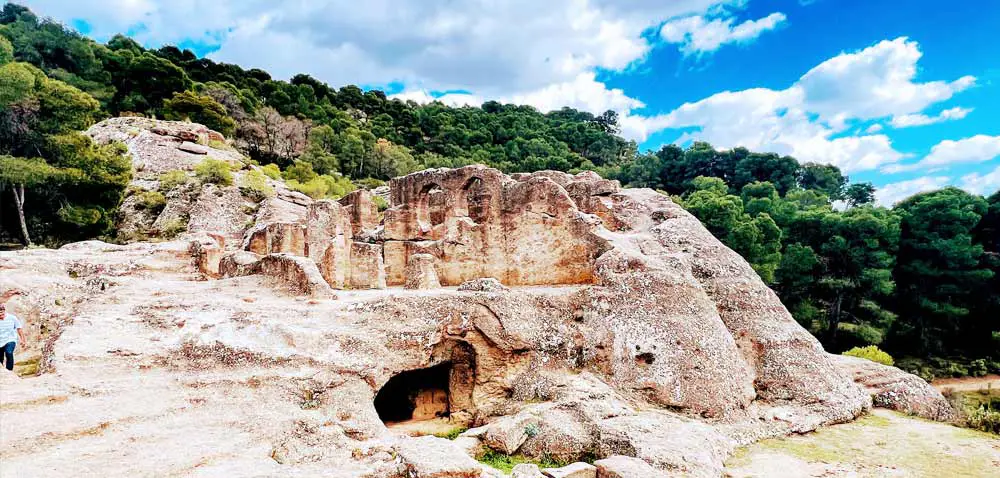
[0,3,996,372]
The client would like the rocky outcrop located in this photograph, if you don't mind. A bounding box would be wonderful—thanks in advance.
[831,354,958,421]
[5,164,943,478]
[593,456,662,478]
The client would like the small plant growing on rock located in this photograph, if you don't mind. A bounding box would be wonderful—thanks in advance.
[523,422,540,438]
[260,163,282,180]
[842,345,894,366]
[135,190,166,213]
[159,218,188,239]
[158,170,189,191]
[239,170,275,202]
[194,158,233,186]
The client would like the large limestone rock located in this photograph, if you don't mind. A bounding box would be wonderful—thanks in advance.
[404,254,442,290]
[831,354,958,421]
[3,165,955,478]
[593,456,662,478]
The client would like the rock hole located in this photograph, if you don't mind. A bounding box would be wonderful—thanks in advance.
[374,362,452,424]
[635,352,656,366]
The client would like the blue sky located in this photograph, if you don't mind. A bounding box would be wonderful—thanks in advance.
[18,0,1000,204]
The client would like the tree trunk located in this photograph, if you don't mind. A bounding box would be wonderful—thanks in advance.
[11,184,31,246]
[824,293,843,346]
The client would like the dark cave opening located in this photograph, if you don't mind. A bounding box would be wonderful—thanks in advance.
[374,362,453,424]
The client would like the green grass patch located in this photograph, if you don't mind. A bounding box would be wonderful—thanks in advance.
[432,426,468,440]
[476,448,567,474]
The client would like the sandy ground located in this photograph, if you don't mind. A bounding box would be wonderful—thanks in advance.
[724,409,1000,478]
[933,375,1000,393]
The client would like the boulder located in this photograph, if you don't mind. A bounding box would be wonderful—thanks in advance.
[456,278,508,293]
[481,413,541,455]
[593,456,661,478]
[512,464,546,478]
[831,354,957,421]
[189,232,225,277]
[218,251,262,277]
[244,222,307,256]
[541,462,597,478]
[305,200,351,288]
[177,141,209,155]
[404,254,442,290]
[348,242,386,289]
[258,253,336,298]
[339,189,380,238]
[396,436,483,478]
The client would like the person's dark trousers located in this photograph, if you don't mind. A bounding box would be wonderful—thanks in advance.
[1,341,15,371]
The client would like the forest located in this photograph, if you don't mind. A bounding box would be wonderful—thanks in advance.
[0,3,997,378]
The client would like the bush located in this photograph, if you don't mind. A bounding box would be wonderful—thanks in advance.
[158,170,189,191]
[968,406,1000,434]
[159,218,188,238]
[260,163,281,180]
[355,177,385,189]
[969,359,989,378]
[287,177,329,199]
[320,174,356,199]
[135,190,166,212]
[282,160,318,183]
[842,345,894,366]
[194,158,233,186]
[373,195,389,211]
[239,170,275,202]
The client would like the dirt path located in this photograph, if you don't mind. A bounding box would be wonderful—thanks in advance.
[724,409,1000,477]
[933,374,1000,392]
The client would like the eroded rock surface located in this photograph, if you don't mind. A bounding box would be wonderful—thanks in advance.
[1,164,955,478]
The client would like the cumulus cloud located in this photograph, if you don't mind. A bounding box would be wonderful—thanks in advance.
[960,165,1000,196]
[890,106,973,128]
[875,176,951,206]
[625,37,975,173]
[660,11,787,55]
[919,135,1000,168]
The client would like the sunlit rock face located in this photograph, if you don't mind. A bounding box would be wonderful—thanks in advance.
[6,162,929,478]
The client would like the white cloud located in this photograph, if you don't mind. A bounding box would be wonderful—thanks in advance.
[660,11,786,55]
[890,106,973,128]
[875,176,951,206]
[625,37,975,173]
[865,124,884,133]
[920,135,1000,168]
[960,165,1000,196]
[796,38,976,129]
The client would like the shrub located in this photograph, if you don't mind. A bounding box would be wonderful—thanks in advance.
[158,170,189,191]
[159,218,188,238]
[842,345,894,366]
[320,174,356,199]
[194,158,233,186]
[239,170,275,202]
[135,190,166,212]
[282,160,318,183]
[968,406,1000,434]
[287,177,329,199]
[373,195,389,212]
[260,163,281,180]
[355,177,385,189]
[969,359,989,378]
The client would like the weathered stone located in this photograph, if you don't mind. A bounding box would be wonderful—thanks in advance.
[541,462,597,478]
[456,278,508,293]
[189,232,225,277]
[831,354,957,421]
[218,251,262,277]
[348,242,386,289]
[305,200,351,288]
[258,253,336,298]
[396,436,483,478]
[177,141,209,155]
[593,456,661,478]
[404,254,442,290]
[244,222,307,256]
[512,464,546,478]
[481,412,540,455]
[339,189,380,238]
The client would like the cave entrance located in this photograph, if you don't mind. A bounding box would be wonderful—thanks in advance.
[374,342,477,429]
[374,362,452,424]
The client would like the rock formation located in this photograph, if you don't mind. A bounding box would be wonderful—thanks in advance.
[0,122,960,477]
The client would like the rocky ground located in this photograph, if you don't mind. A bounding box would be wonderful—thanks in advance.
[724,409,1000,477]
[1,118,989,477]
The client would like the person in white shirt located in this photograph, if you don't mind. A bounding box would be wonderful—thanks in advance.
[0,290,26,372]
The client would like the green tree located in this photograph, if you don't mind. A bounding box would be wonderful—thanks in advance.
[890,188,993,355]
[844,182,876,207]
[162,90,236,137]
[799,162,847,199]
[0,35,13,65]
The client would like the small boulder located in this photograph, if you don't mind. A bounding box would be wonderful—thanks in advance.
[396,436,483,478]
[542,462,597,478]
[457,278,508,293]
[405,253,442,290]
[481,413,540,455]
[178,141,209,155]
[259,253,336,299]
[593,456,660,478]
[512,464,546,478]
[219,251,262,277]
